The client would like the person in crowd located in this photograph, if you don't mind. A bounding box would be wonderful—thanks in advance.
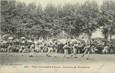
[90,45,98,54]
[81,44,91,60]
[54,42,59,53]
[0,40,8,52]
[19,37,27,53]
[29,43,35,57]
[109,44,114,54]
[34,42,40,53]
[57,42,64,53]
[63,42,71,57]
[7,37,14,52]
[77,42,84,54]
[102,45,109,54]
[38,42,44,54]
[46,42,54,57]
[72,43,78,57]
[12,39,20,52]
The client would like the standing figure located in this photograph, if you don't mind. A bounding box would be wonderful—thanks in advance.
[38,42,45,55]
[63,42,70,57]
[102,45,109,54]
[46,42,53,57]
[19,37,27,53]
[29,43,35,57]
[77,43,83,54]
[7,37,14,52]
[81,44,91,60]
[90,45,98,54]
[72,43,78,56]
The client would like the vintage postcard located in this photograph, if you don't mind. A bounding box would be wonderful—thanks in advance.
[0,0,115,73]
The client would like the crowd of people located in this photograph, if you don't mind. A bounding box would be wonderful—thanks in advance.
[0,36,115,57]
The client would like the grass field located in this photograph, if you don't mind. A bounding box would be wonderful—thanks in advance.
[0,53,115,73]
[0,53,115,64]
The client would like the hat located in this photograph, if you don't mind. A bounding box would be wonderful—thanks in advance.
[8,37,13,40]
[21,37,26,39]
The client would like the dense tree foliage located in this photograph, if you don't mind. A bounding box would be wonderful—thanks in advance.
[101,1,115,41]
[1,0,115,41]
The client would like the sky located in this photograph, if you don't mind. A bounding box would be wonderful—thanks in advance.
[16,0,106,7]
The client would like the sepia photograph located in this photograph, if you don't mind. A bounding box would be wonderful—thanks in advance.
[0,0,115,73]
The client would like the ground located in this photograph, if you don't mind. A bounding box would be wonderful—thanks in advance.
[0,53,115,73]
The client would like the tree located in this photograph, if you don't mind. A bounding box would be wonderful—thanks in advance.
[1,0,17,36]
[75,1,101,44]
[58,3,81,38]
[101,0,115,41]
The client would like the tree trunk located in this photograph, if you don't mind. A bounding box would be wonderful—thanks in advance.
[107,26,112,42]
[87,33,92,45]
